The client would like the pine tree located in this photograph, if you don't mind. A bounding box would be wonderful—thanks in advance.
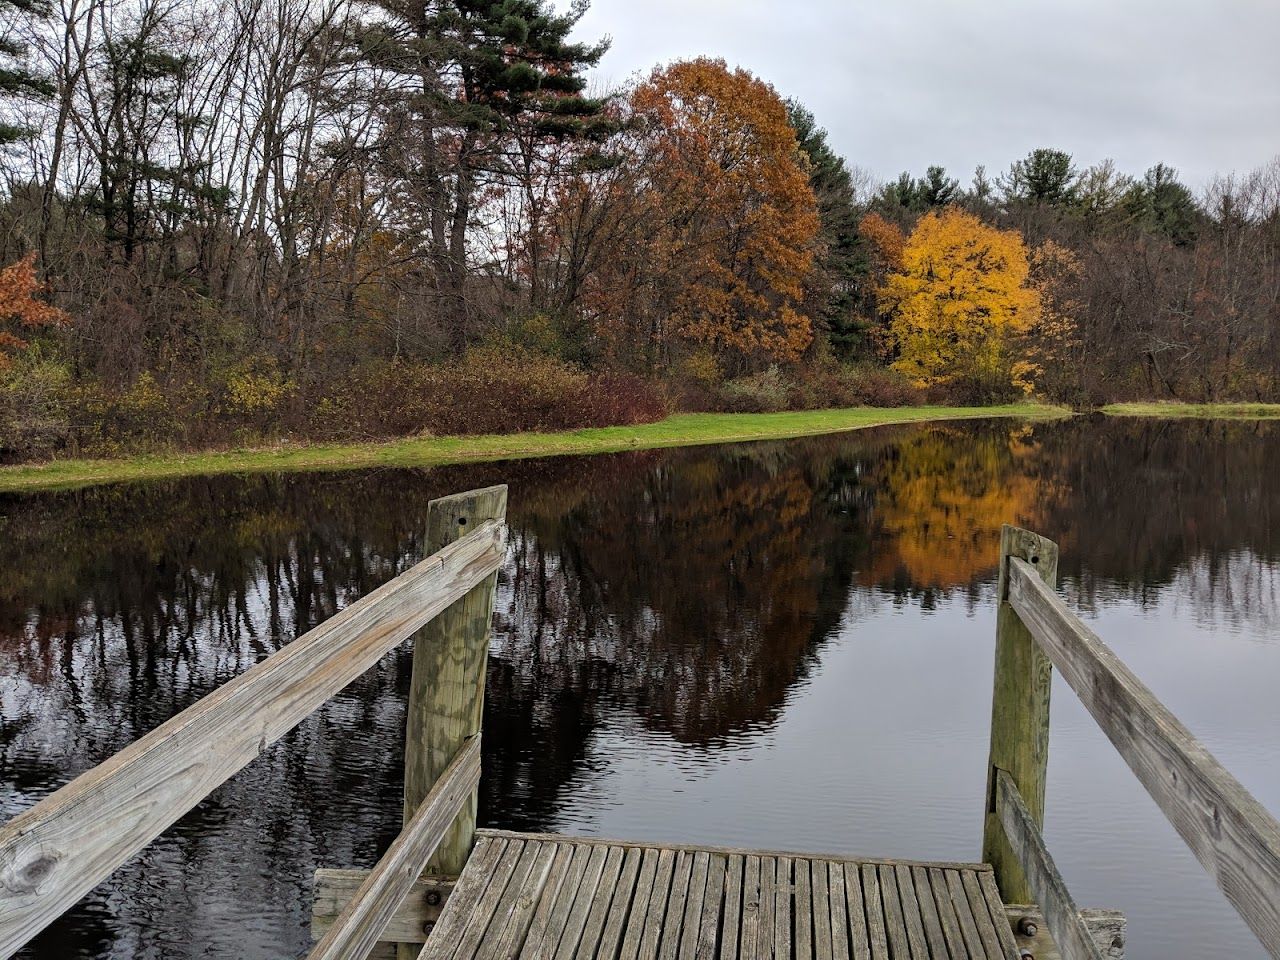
[1124,163,1201,246]
[999,148,1079,205]
[0,0,55,144]
[355,0,611,352]
[786,100,867,357]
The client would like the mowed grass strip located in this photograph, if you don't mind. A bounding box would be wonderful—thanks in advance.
[0,403,1069,494]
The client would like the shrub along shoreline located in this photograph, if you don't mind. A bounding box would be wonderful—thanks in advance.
[0,404,1069,494]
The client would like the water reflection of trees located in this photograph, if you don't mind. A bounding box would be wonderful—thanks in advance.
[3,417,1280,958]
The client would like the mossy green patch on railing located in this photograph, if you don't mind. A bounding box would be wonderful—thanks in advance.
[0,403,1070,494]
[1100,402,1280,420]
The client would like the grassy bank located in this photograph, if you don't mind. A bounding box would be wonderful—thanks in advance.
[1101,402,1280,419]
[0,403,1068,494]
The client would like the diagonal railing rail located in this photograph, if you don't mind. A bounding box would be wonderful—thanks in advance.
[0,486,507,960]
[984,524,1280,960]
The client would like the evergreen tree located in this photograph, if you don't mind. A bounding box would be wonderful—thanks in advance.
[0,0,55,144]
[356,0,611,352]
[876,165,958,213]
[786,100,867,357]
[999,148,1078,205]
[1124,163,1201,246]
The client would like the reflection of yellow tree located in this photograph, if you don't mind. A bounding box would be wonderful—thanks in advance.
[870,425,1053,588]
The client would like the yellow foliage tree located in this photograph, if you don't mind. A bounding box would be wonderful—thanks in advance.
[879,208,1041,394]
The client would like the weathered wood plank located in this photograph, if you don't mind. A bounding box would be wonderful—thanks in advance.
[811,861,832,960]
[406,485,508,883]
[695,854,727,960]
[632,848,677,960]
[893,864,929,960]
[477,830,985,872]
[311,871,454,945]
[876,865,909,960]
[450,839,528,960]
[720,855,745,960]
[476,842,560,960]
[974,872,1021,960]
[417,837,506,960]
[1004,906,1126,960]
[523,841,592,960]
[0,518,506,960]
[599,848,647,960]
[859,864,888,960]
[842,864,870,960]
[576,845,628,960]
[993,771,1103,960]
[659,852,696,960]
[774,857,792,960]
[944,869,987,960]
[909,866,949,960]
[621,847,667,960]
[924,868,969,960]
[961,869,1015,960]
[794,860,812,960]
[516,844,576,960]
[679,852,712,960]
[983,524,1058,904]
[740,856,763,960]
[552,842,611,960]
[827,862,849,960]
[756,857,775,960]
[308,737,481,960]
[1008,554,1280,957]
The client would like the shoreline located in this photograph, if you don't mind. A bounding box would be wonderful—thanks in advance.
[0,404,1069,494]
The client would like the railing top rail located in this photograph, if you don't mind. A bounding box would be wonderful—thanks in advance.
[1006,551,1280,957]
[0,517,506,959]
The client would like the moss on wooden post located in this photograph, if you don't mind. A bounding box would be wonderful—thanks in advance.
[982,523,1059,904]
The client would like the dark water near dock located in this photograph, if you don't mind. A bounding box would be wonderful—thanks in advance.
[2,417,1279,959]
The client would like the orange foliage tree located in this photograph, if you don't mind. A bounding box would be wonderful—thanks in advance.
[621,58,820,369]
[878,208,1040,396]
[0,255,70,368]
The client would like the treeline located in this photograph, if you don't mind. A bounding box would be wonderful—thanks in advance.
[0,0,1278,461]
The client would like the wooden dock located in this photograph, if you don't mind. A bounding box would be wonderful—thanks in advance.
[3,487,1280,960]
[420,832,1018,960]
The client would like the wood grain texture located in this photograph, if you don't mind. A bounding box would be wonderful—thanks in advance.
[0,517,505,959]
[408,832,1012,960]
[982,524,1059,904]
[1009,555,1280,957]
[308,737,481,960]
[405,485,508,880]
[994,771,1103,960]
[311,870,454,945]
[1004,905,1126,960]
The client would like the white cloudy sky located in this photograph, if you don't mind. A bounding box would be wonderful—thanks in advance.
[569,0,1280,190]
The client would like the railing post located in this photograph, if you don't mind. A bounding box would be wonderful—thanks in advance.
[403,486,507,875]
[983,523,1059,904]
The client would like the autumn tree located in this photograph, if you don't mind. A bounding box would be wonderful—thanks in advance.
[619,58,820,369]
[0,253,69,365]
[879,207,1041,397]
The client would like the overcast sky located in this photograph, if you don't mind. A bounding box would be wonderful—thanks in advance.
[570,0,1280,191]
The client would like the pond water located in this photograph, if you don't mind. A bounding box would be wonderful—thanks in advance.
[2,416,1279,960]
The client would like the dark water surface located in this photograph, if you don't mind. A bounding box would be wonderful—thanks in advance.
[2,417,1279,959]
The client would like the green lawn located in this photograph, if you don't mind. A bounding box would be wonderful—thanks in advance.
[1101,402,1280,419]
[0,403,1068,494]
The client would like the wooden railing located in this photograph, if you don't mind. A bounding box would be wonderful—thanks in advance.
[983,525,1280,960]
[0,485,508,960]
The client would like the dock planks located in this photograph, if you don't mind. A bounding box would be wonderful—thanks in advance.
[419,831,1018,960]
